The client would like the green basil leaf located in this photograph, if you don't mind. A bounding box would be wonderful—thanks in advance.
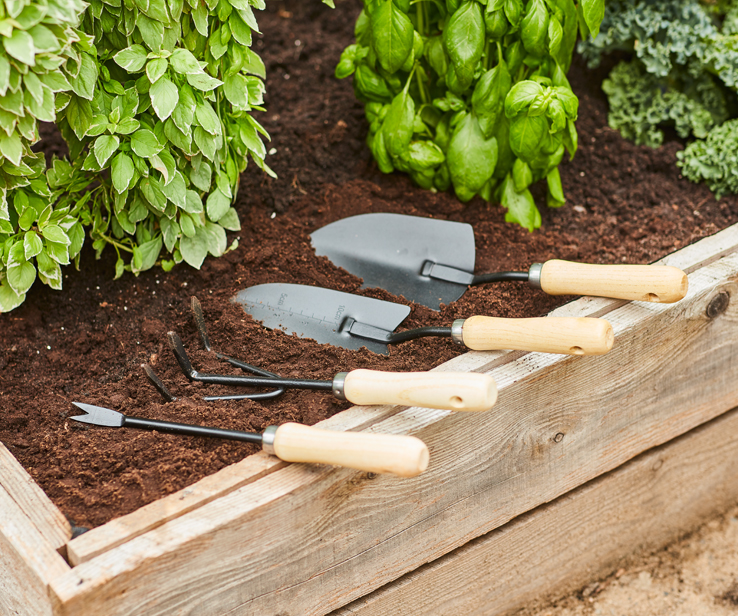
[444,2,485,83]
[520,0,549,57]
[501,173,540,231]
[546,166,565,205]
[509,112,546,162]
[512,157,532,191]
[382,88,415,157]
[580,0,604,39]
[371,0,414,74]
[504,80,544,117]
[447,113,498,201]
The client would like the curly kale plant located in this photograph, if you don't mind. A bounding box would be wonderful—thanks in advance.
[336,0,605,232]
[579,0,738,196]
[677,118,738,198]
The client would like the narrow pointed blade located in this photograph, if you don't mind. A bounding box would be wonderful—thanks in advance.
[231,284,411,355]
[70,402,124,427]
[310,213,476,310]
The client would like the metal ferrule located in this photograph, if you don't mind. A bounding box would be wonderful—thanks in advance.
[528,263,543,290]
[262,425,278,456]
[332,372,348,401]
[451,319,466,346]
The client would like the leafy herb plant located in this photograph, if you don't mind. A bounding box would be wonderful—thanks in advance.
[2,0,335,313]
[336,0,605,231]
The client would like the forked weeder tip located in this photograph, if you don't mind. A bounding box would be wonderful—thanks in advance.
[68,402,124,427]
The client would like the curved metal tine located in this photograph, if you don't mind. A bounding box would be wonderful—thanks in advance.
[142,363,177,402]
[191,296,283,379]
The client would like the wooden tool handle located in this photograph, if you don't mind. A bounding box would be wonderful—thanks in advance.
[461,316,614,355]
[273,423,429,477]
[342,369,497,412]
[539,260,688,303]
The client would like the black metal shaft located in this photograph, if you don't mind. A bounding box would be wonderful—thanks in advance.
[123,416,263,444]
[186,372,334,390]
[385,326,454,345]
[470,271,529,286]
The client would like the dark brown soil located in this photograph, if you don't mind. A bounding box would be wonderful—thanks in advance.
[2,0,737,530]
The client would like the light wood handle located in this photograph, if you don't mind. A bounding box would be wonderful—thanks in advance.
[461,315,614,355]
[539,260,688,303]
[343,369,497,412]
[273,423,429,477]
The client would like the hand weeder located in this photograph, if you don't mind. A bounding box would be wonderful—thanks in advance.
[167,331,497,412]
[69,402,429,477]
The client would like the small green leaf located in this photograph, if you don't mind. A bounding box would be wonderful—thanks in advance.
[94,135,120,167]
[0,280,24,312]
[206,187,231,222]
[111,152,135,193]
[186,72,223,91]
[132,235,162,273]
[149,76,178,119]
[68,53,98,101]
[7,256,36,295]
[580,0,604,39]
[24,230,43,259]
[114,44,148,72]
[371,0,414,74]
[3,29,35,66]
[0,132,22,165]
[169,48,202,74]
[42,224,70,246]
[131,129,163,157]
[195,101,220,135]
[179,227,209,268]
[218,208,241,231]
[146,58,168,83]
[501,174,541,231]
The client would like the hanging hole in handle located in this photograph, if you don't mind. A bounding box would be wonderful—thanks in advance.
[645,293,659,302]
[450,396,464,408]
[569,346,584,355]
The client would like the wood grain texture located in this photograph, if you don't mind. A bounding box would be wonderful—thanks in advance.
[461,315,613,355]
[0,441,71,551]
[334,406,738,616]
[540,260,688,303]
[67,451,282,565]
[0,485,69,616]
[47,248,738,616]
[343,369,498,411]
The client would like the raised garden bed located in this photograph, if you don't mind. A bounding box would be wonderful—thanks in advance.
[3,1,738,614]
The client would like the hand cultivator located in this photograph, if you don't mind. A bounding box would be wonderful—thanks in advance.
[167,298,497,412]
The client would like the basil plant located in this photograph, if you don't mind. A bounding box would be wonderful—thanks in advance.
[337,0,605,231]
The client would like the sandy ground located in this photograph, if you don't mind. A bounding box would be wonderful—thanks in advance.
[520,504,738,616]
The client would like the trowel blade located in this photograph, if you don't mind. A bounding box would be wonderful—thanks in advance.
[310,213,476,310]
[232,283,411,355]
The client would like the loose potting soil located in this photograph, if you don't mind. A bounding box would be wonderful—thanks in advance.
[2,0,738,529]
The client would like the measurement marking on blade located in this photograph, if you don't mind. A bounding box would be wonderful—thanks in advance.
[247,301,340,326]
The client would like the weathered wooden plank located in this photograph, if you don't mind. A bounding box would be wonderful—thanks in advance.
[0,484,70,616]
[68,452,283,565]
[63,224,738,569]
[333,405,738,616]
[0,442,71,551]
[47,249,738,616]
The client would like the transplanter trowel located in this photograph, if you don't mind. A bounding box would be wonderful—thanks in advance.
[310,213,689,310]
[232,284,614,356]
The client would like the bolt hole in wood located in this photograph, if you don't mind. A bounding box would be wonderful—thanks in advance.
[706,291,731,319]
[554,433,565,443]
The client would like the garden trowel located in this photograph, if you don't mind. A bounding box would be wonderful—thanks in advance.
[232,283,614,356]
[310,213,688,310]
